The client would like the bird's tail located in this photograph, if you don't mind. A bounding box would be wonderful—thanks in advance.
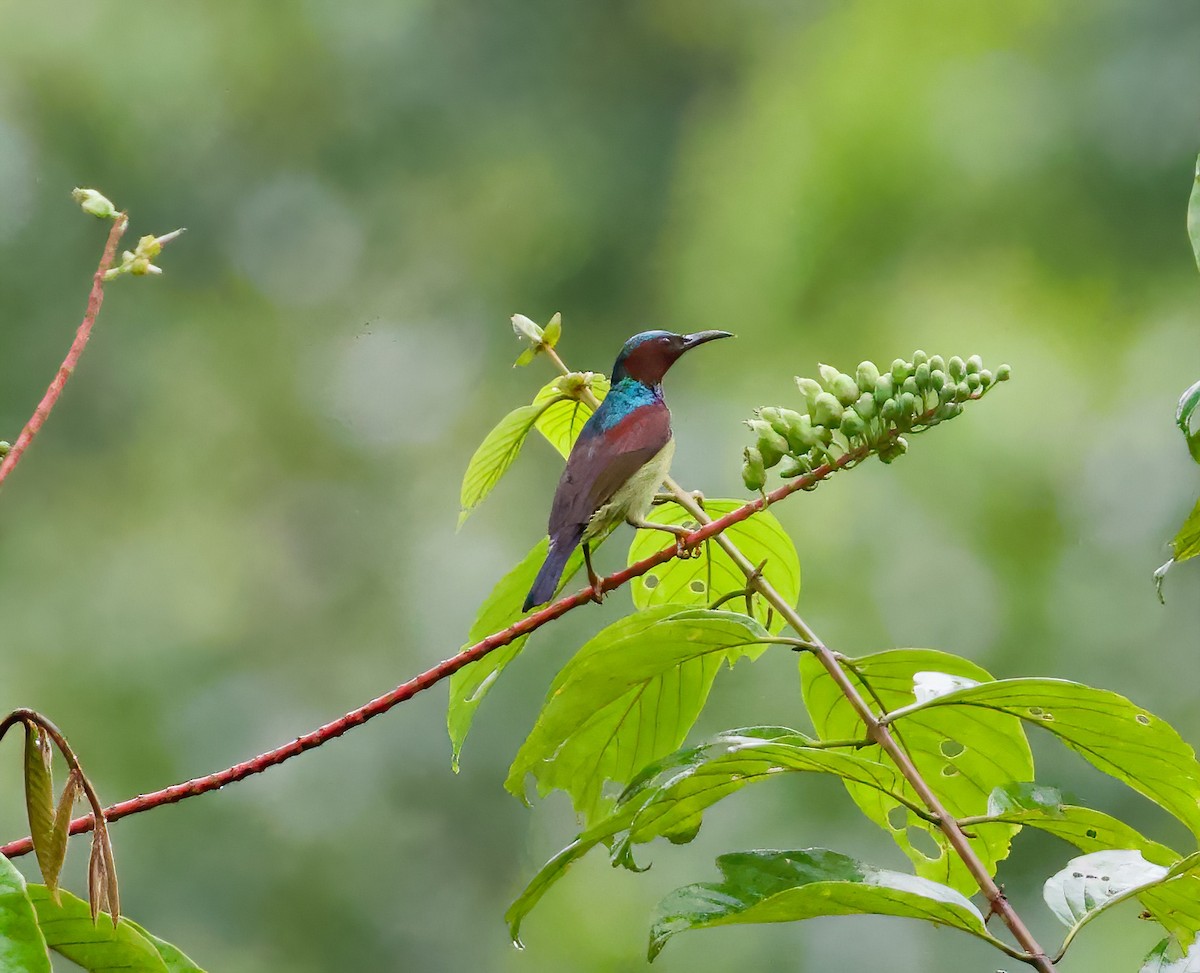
[523,530,582,612]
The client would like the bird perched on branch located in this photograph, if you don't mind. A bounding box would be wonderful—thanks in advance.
[523,329,734,611]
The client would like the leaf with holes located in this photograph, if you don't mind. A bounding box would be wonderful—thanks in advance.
[1044,851,1200,959]
[27,885,168,972]
[447,538,583,770]
[982,795,1200,948]
[0,855,51,973]
[1140,937,1200,973]
[505,608,772,822]
[627,500,800,634]
[891,678,1200,835]
[649,848,995,961]
[799,649,1033,895]
[533,373,610,458]
[459,399,562,526]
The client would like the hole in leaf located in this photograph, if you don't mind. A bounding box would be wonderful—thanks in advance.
[1039,712,1054,721]
[887,807,907,831]
[1136,714,1151,726]
[940,765,958,777]
[906,827,942,860]
[1028,706,1043,717]
[689,580,705,594]
[643,574,659,590]
[939,740,965,758]
[1072,872,1083,879]
[1085,829,1098,838]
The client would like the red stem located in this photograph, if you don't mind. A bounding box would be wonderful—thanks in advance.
[0,215,128,488]
[0,445,860,859]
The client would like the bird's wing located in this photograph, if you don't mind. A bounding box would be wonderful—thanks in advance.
[547,405,671,537]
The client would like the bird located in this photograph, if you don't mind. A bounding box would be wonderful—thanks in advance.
[522,329,734,611]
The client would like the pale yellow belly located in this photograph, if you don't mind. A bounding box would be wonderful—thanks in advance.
[583,438,675,542]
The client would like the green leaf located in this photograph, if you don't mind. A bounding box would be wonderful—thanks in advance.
[1156,497,1200,601]
[0,856,51,973]
[447,539,583,770]
[533,373,610,459]
[1177,380,1200,462]
[799,649,1033,894]
[893,678,1200,835]
[1045,851,1200,958]
[458,400,560,526]
[649,848,993,961]
[542,312,562,349]
[1189,155,1200,272]
[626,737,918,847]
[505,608,772,821]
[986,781,1065,816]
[627,499,801,634]
[1141,937,1200,973]
[27,885,165,972]
[122,920,206,972]
[23,724,62,898]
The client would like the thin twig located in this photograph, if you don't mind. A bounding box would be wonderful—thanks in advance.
[0,215,128,488]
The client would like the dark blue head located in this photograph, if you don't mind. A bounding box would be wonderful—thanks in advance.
[611,330,734,386]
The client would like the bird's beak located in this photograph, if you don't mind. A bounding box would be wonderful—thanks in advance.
[681,330,735,350]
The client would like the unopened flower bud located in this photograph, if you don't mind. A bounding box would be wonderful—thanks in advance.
[891,359,911,383]
[742,446,766,491]
[780,411,819,450]
[966,372,982,391]
[817,363,841,390]
[996,363,1012,382]
[914,362,931,390]
[874,374,895,408]
[880,397,900,422]
[929,354,946,372]
[795,376,823,410]
[936,402,964,420]
[948,356,966,380]
[966,354,983,375]
[71,187,118,220]
[0,441,9,457]
[854,392,877,420]
[856,361,881,392]
[898,391,918,417]
[912,350,928,368]
[937,384,955,405]
[813,392,843,427]
[929,369,946,392]
[831,373,859,406]
[745,419,787,466]
[955,381,972,402]
[778,455,812,478]
[840,411,865,438]
[878,436,909,464]
[901,376,920,396]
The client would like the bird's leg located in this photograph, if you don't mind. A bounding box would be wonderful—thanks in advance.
[626,516,699,559]
[582,542,604,604]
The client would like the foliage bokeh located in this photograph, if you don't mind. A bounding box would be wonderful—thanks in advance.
[0,1,1198,970]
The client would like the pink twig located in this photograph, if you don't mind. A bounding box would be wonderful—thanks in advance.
[0,442,868,859]
[0,214,128,488]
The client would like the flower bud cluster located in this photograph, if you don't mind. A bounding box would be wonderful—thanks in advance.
[741,351,1010,491]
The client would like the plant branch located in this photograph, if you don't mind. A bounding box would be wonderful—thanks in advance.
[0,214,128,489]
[0,448,860,860]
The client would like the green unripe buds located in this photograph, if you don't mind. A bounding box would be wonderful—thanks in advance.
[938,383,955,405]
[936,402,963,420]
[955,381,972,402]
[813,392,843,427]
[745,419,788,467]
[783,413,822,449]
[891,358,911,383]
[912,350,928,368]
[880,397,900,422]
[831,373,859,406]
[898,391,918,418]
[966,372,982,392]
[929,354,946,373]
[778,455,812,478]
[854,392,877,420]
[929,369,946,392]
[948,356,966,380]
[901,376,920,396]
[742,446,766,491]
[795,377,823,410]
[72,187,118,220]
[966,354,983,375]
[978,369,994,388]
[0,441,9,458]
[874,374,895,407]
[856,360,881,392]
[996,363,1012,382]
[817,363,841,390]
[840,411,866,438]
[914,362,931,390]
[878,436,909,464]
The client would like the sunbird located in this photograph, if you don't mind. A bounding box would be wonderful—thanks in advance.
[523,329,734,611]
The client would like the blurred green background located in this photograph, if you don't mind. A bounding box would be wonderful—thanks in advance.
[1,0,1198,969]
